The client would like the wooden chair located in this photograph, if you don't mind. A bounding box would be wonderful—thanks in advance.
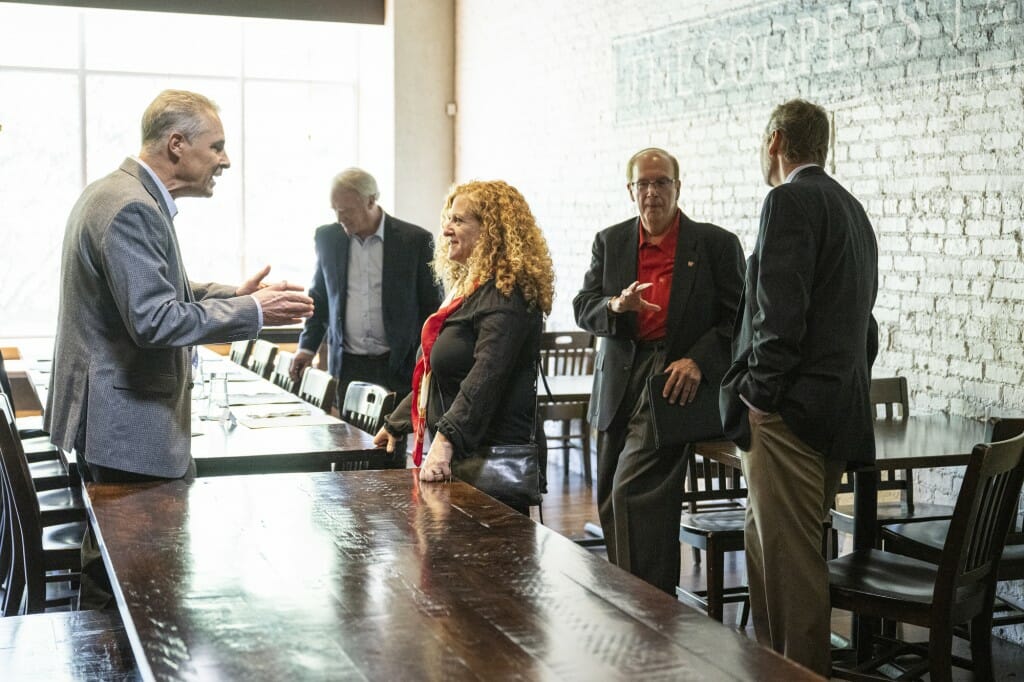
[0,397,83,616]
[829,429,1024,681]
[298,368,336,413]
[829,377,953,551]
[341,381,396,435]
[881,417,1024,632]
[245,339,278,380]
[538,331,595,485]
[676,445,750,624]
[229,339,253,366]
[270,350,297,393]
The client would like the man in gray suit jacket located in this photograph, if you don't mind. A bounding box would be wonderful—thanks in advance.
[290,168,441,408]
[574,148,745,595]
[720,99,878,676]
[46,89,313,483]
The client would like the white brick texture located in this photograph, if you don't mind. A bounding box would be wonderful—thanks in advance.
[456,0,1024,642]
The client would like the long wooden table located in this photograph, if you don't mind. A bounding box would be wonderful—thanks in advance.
[189,353,400,474]
[86,470,821,681]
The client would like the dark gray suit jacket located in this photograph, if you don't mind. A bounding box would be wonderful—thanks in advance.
[574,212,745,431]
[720,166,879,464]
[297,214,441,393]
[45,158,259,477]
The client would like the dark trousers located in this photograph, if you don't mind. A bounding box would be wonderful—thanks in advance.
[596,346,686,595]
[336,351,410,411]
[77,454,195,610]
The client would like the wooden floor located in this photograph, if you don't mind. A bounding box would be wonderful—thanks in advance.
[534,438,1024,681]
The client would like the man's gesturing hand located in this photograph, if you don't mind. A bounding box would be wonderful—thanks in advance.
[251,282,314,326]
[608,281,661,314]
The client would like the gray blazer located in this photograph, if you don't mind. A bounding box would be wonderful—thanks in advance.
[45,158,259,477]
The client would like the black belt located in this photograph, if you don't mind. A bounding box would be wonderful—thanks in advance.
[343,351,390,361]
[635,338,667,352]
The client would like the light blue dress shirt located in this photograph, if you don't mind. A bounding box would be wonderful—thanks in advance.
[343,210,389,356]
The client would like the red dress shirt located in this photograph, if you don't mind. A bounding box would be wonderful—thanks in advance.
[635,211,680,341]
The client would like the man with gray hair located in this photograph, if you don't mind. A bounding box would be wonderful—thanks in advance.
[290,168,441,409]
[721,99,878,675]
[48,88,313,482]
[47,88,314,608]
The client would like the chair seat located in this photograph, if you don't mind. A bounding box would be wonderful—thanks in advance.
[680,508,746,535]
[41,521,87,571]
[37,486,86,526]
[829,548,944,609]
[29,458,69,490]
[21,436,60,462]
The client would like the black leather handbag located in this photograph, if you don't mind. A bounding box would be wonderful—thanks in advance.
[445,362,548,509]
[450,443,542,509]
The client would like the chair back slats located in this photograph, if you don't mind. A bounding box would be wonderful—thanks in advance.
[684,448,747,511]
[989,418,1024,541]
[869,376,914,506]
[870,376,909,420]
[229,340,254,366]
[270,351,296,393]
[0,396,42,614]
[938,431,1024,596]
[539,332,595,377]
[298,368,336,413]
[341,382,396,435]
[245,340,278,380]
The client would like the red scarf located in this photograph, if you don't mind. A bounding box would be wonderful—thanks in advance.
[410,293,467,464]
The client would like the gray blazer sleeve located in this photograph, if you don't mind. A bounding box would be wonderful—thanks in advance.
[103,201,259,347]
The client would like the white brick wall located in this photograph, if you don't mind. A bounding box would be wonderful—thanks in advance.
[456,0,1024,642]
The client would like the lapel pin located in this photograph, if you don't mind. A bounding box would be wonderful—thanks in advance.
[687,261,695,267]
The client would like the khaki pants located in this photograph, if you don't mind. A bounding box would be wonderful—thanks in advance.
[741,413,845,677]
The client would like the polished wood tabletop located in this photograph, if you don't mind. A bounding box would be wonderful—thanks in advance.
[86,470,820,681]
[191,354,395,475]
[697,413,990,472]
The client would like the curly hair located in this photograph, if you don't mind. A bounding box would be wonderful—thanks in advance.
[434,180,554,314]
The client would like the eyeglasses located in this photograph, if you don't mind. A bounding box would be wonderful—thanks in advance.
[630,178,677,193]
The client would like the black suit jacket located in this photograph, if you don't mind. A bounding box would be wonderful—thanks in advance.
[298,213,442,392]
[573,212,745,431]
[720,166,879,463]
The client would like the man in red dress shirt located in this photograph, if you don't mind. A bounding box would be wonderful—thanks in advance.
[574,148,745,593]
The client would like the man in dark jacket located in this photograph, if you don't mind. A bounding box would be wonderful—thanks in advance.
[720,99,878,676]
[290,168,442,408]
[574,148,745,594]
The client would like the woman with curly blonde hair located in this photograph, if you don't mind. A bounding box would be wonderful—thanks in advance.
[376,180,555,512]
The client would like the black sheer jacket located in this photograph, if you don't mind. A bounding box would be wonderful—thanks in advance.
[385,281,542,458]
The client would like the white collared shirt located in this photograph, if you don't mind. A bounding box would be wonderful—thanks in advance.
[133,156,178,220]
[343,210,389,356]
[785,163,820,183]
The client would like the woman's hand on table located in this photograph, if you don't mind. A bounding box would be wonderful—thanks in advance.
[420,432,454,482]
[373,427,398,453]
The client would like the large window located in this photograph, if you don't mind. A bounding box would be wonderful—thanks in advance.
[0,2,385,337]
